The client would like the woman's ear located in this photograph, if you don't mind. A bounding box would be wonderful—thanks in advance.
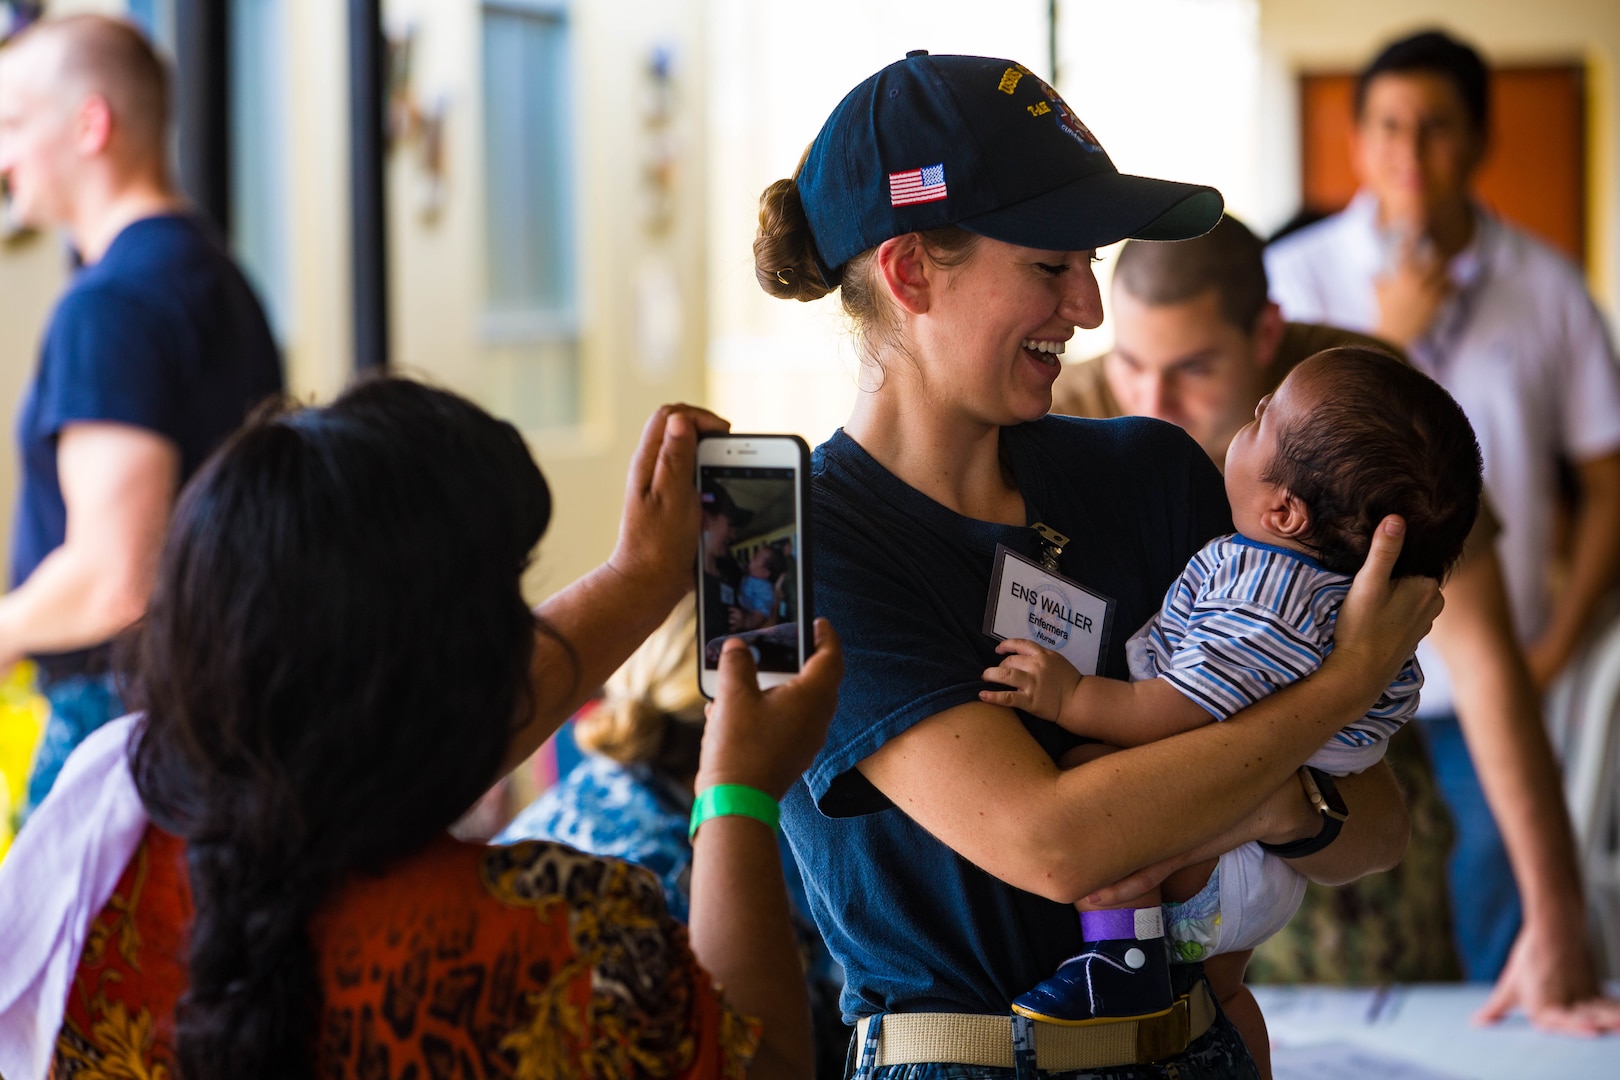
[1261,489,1311,540]
[875,234,932,315]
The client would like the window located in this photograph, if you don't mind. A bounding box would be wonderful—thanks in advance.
[229,0,293,342]
[480,0,578,428]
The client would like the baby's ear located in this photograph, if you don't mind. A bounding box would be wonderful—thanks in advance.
[1261,490,1311,540]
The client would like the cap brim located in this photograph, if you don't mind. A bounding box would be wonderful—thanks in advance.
[956,171,1224,252]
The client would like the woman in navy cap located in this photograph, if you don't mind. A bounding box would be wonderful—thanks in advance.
[754,53,1440,1078]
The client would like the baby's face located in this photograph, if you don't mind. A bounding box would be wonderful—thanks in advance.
[1222,363,1323,542]
[748,548,776,577]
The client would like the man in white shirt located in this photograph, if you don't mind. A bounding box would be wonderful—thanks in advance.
[1266,30,1620,984]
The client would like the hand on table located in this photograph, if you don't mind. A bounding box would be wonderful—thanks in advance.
[1474,918,1620,1036]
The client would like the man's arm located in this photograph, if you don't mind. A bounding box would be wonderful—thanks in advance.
[1527,450,1620,689]
[0,422,178,666]
[1430,547,1620,1033]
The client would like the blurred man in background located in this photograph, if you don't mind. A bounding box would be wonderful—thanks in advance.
[0,15,281,817]
[1265,29,1620,987]
[1053,215,1620,1033]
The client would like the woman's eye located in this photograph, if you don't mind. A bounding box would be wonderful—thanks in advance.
[1035,262,1069,276]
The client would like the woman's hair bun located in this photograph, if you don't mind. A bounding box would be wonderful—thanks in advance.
[753,178,834,302]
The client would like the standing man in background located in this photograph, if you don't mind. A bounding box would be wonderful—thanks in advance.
[0,15,282,816]
[1054,215,1620,1033]
[1266,30,1620,986]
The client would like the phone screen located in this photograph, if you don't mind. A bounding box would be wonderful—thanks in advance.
[698,463,803,676]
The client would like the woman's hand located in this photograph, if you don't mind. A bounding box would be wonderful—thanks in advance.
[1331,516,1445,690]
[697,619,844,799]
[606,404,730,609]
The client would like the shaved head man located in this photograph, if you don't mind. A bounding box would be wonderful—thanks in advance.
[0,16,282,815]
[1053,215,1620,1035]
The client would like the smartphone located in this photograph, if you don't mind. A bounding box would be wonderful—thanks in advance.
[696,434,814,698]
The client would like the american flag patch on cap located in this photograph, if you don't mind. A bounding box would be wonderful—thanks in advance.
[889,164,947,206]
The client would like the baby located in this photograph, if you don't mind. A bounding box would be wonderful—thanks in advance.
[736,544,785,629]
[983,347,1482,1059]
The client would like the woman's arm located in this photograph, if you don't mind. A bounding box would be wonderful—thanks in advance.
[859,517,1438,903]
[1083,761,1409,907]
[502,405,728,773]
[689,622,844,1080]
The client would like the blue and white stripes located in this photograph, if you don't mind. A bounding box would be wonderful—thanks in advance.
[1126,534,1420,773]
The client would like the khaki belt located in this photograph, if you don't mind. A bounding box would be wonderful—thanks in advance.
[854,981,1216,1071]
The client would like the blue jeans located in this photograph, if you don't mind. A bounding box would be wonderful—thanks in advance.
[22,671,124,822]
[1419,713,1522,981]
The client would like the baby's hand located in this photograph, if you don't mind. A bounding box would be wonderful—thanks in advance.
[979,639,1082,723]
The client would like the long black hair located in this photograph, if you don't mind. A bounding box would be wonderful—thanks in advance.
[127,376,552,1077]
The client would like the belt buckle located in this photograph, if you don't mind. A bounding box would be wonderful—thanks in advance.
[1136,994,1190,1063]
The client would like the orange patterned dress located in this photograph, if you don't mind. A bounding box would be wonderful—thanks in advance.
[53,826,760,1078]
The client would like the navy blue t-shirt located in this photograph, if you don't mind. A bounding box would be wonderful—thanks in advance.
[13,214,283,676]
[781,415,1232,1023]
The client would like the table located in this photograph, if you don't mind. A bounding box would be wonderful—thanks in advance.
[1253,984,1620,1079]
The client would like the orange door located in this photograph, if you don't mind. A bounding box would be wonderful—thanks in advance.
[1298,65,1586,268]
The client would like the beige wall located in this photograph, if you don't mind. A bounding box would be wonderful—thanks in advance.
[377,0,710,601]
[1257,0,1620,322]
[0,0,710,602]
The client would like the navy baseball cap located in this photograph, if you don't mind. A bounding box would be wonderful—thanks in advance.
[797,52,1225,281]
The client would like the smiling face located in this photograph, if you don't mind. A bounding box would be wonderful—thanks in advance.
[1354,70,1482,227]
[908,235,1104,426]
[1106,286,1274,465]
[1222,359,1327,547]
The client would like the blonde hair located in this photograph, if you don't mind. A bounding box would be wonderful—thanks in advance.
[8,15,171,162]
[573,595,705,768]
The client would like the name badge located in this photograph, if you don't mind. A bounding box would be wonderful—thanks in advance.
[983,544,1115,676]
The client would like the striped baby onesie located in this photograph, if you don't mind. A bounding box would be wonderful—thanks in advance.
[1125,533,1421,774]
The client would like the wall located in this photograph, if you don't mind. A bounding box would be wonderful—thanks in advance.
[1257,0,1620,322]
[375,0,710,601]
[0,0,710,603]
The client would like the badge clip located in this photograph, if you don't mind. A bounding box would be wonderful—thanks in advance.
[1031,522,1070,573]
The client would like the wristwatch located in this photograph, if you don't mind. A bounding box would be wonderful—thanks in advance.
[1258,766,1349,859]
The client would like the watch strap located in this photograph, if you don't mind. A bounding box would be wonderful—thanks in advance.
[1258,767,1348,859]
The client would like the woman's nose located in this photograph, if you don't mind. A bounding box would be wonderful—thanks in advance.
[1062,265,1105,330]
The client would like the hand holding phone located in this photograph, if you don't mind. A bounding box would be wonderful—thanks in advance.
[696,434,813,698]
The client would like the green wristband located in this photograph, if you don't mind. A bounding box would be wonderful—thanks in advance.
[689,784,780,840]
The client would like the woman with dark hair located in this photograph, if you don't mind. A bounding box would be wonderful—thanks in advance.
[0,377,842,1079]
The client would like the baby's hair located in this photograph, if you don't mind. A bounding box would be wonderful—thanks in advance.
[754,545,786,577]
[1265,346,1482,579]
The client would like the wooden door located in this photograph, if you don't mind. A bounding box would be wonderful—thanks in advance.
[1298,65,1586,267]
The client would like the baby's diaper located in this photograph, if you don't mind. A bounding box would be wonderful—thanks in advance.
[1164,841,1306,960]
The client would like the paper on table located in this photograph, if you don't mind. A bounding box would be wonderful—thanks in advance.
[1272,1042,1465,1080]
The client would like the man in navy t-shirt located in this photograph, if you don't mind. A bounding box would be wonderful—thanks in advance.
[0,16,282,815]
